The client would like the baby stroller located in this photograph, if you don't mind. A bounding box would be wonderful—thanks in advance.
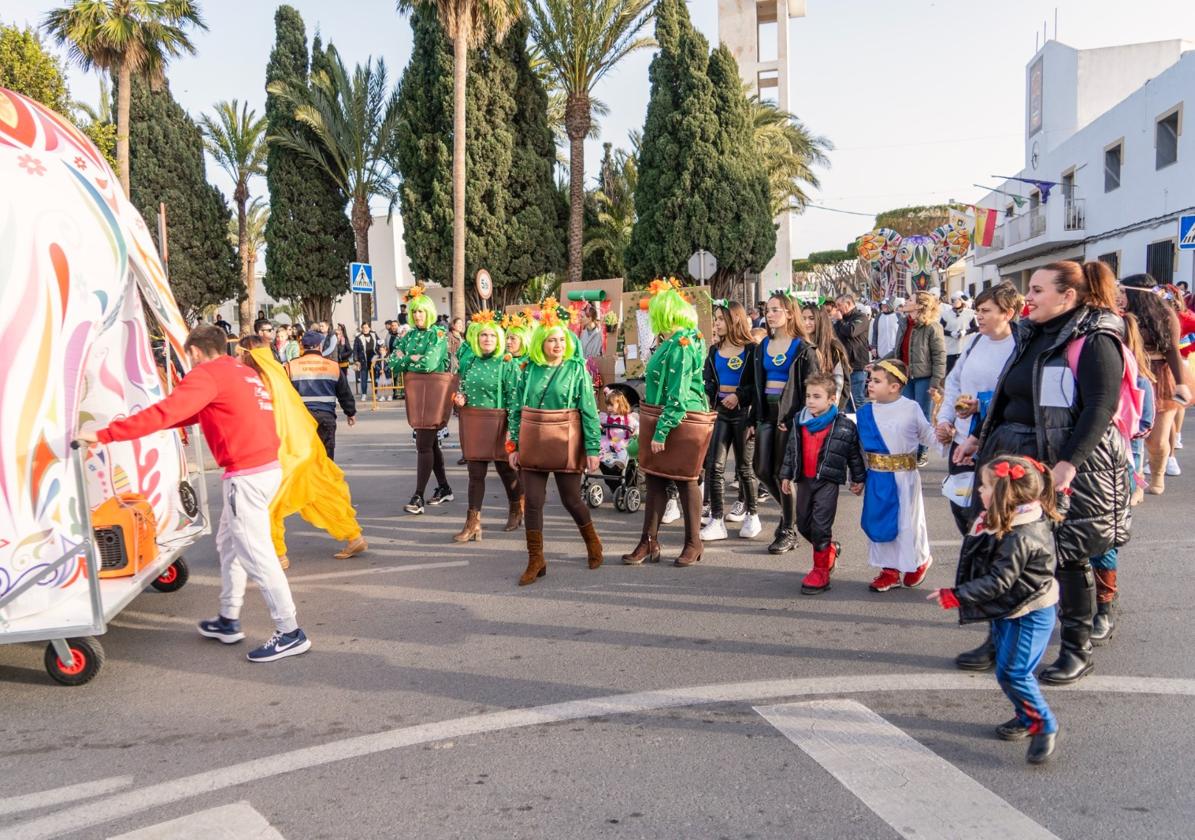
[582,382,644,513]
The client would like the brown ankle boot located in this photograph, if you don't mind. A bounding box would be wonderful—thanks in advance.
[622,534,661,565]
[453,509,482,543]
[519,530,546,585]
[673,543,703,567]
[503,498,524,532]
[580,522,603,569]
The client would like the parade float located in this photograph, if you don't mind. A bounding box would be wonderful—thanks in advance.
[0,88,210,685]
[855,208,972,299]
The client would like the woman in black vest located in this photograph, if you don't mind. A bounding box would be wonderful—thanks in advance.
[954,260,1129,684]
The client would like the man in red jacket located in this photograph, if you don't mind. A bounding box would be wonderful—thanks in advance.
[77,325,311,663]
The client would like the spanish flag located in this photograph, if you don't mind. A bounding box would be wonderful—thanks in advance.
[971,206,998,248]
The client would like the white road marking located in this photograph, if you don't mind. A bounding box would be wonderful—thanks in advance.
[6,674,1194,840]
[107,801,284,840]
[286,561,469,583]
[0,777,133,818]
[756,699,1060,840]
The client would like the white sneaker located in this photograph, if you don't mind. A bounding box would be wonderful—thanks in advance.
[701,504,712,526]
[725,501,747,523]
[1144,461,1151,475]
[739,513,762,539]
[1166,456,1181,476]
[661,498,682,524]
[701,517,728,541]
[1177,434,1184,450]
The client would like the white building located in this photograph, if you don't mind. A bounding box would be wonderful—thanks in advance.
[968,38,1195,294]
[220,211,416,328]
[718,0,807,300]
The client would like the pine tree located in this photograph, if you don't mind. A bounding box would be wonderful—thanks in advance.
[626,0,774,296]
[124,76,239,322]
[396,10,562,309]
[263,6,355,324]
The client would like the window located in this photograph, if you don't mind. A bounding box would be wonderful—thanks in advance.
[1104,143,1122,192]
[1098,252,1120,278]
[1004,203,1015,219]
[1157,108,1180,169]
[1147,240,1176,284]
[757,69,778,105]
[1061,169,1075,201]
[756,1,778,63]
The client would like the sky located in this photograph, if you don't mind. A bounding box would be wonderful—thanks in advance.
[7,0,1195,258]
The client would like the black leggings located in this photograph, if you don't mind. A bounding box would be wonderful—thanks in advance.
[414,428,447,496]
[467,460,520,510]
[521,470,590,531]
[754,411,797,530]
[706,411,757,517]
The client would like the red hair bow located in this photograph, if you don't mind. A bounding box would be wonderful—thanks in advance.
[993,461,1026,480]
[1024,457,1048,473]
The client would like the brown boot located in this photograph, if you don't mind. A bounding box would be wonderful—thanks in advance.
[580,522,603,569]
[673,543,703,567]
[1147,448,1167,495]
[334,535,368,559]
[519,530,546,585]
[622,534,661,565]
[453,509,483,543]
[503,498,524,532]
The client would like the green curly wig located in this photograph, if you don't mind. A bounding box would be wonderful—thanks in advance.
[407,294,438,329]
[466,319,506,358]
[506,325,532,358]
[649,288,699,335]
[528,324,578,366]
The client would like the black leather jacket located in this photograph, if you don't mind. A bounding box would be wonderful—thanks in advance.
[953,515,1057,623]
[703,344,756,417]
[779,413,866,485]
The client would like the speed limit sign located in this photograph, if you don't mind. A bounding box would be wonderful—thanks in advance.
[476,269,493,301]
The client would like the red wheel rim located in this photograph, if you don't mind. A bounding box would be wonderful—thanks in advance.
[56,649,87,676]
[158,566,177,585]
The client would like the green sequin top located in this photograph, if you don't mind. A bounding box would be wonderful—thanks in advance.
[644,328,709,443]
[508,358,601,455]
[389,326,448,374]
[459,349,521,410]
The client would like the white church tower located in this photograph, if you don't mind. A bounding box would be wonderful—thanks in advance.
[717,0,806,300]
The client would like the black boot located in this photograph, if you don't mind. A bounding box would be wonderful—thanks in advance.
[1027,730,1058,765]
[768,528,797,554]
[1091,600,1115,646]
[1040,566,1095,685]
[955,624,996,672]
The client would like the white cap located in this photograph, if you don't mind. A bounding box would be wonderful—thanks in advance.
[950,290,964,301]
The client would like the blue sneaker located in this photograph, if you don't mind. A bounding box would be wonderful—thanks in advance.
[198,615,244,644]
[247,629,311,663]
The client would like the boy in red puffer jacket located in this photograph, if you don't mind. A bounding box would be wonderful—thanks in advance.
[780,373,866,594]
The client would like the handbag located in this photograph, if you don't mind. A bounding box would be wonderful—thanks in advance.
[404,371,458,430]
[638,403,717,481]
[517,365,585,473]
[459,407,508,462]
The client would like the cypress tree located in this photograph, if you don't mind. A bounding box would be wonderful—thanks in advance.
[396,11,563,308]
[263,6,355,323]
[626,0,773,295]
[704,44,775,297]
[124,76,239,322]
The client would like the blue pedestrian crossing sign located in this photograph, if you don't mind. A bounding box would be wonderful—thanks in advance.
[1180,215,1195,250]
[349,262,374,293]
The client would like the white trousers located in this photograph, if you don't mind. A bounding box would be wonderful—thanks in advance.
[216,468,298,633]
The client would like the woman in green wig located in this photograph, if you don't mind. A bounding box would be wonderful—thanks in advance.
[389,286,453,514]
[506,299,603,586]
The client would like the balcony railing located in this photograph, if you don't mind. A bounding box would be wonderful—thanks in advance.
[1064,198,1086,231]
[975,198,1086,260]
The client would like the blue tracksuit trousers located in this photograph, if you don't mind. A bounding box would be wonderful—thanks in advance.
[993,605,1058,735]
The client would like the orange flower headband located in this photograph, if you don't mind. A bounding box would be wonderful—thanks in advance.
[537,297,576,329]
[502,311,531,331]
[640,277,688,310]
[403,284,427,303]
[471,309,498,325]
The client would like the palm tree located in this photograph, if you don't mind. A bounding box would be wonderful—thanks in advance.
[42,0,207,196]
[527,0,654,284]
[583,143,637,279]
[268,44,402,324]
[397,0,521,323]
[201,99,267,333]
[748,93,832,217]
[228,197,270,308]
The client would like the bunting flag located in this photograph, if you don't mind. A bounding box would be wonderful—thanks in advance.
[993,176,1059,204]
[973,185,1026,208]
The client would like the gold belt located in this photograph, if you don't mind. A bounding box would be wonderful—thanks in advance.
[866,452,918,472]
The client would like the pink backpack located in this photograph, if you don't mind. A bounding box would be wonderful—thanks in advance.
[1066,336,1143,446]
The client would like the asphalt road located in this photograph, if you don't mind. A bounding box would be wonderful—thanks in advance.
[2,405,1193,840]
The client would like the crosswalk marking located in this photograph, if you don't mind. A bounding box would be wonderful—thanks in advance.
[754,699,1060,840]
[108,801,285,839]
[0,777,133,818]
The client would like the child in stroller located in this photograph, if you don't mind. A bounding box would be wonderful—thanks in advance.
[582,383,644,512]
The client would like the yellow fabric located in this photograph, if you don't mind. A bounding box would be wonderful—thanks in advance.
[250,347,361,556]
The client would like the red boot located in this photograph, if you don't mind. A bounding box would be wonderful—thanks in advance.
[801,544,836,595]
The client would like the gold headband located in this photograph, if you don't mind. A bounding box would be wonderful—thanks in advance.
[876,360,908,385]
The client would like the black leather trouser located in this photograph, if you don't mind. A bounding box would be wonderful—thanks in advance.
[706,410,757,517]
[754,405,797,532]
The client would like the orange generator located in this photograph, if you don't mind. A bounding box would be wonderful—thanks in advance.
[91,495,158,579]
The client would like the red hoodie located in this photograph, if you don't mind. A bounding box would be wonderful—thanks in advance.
[97,355,280,474]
